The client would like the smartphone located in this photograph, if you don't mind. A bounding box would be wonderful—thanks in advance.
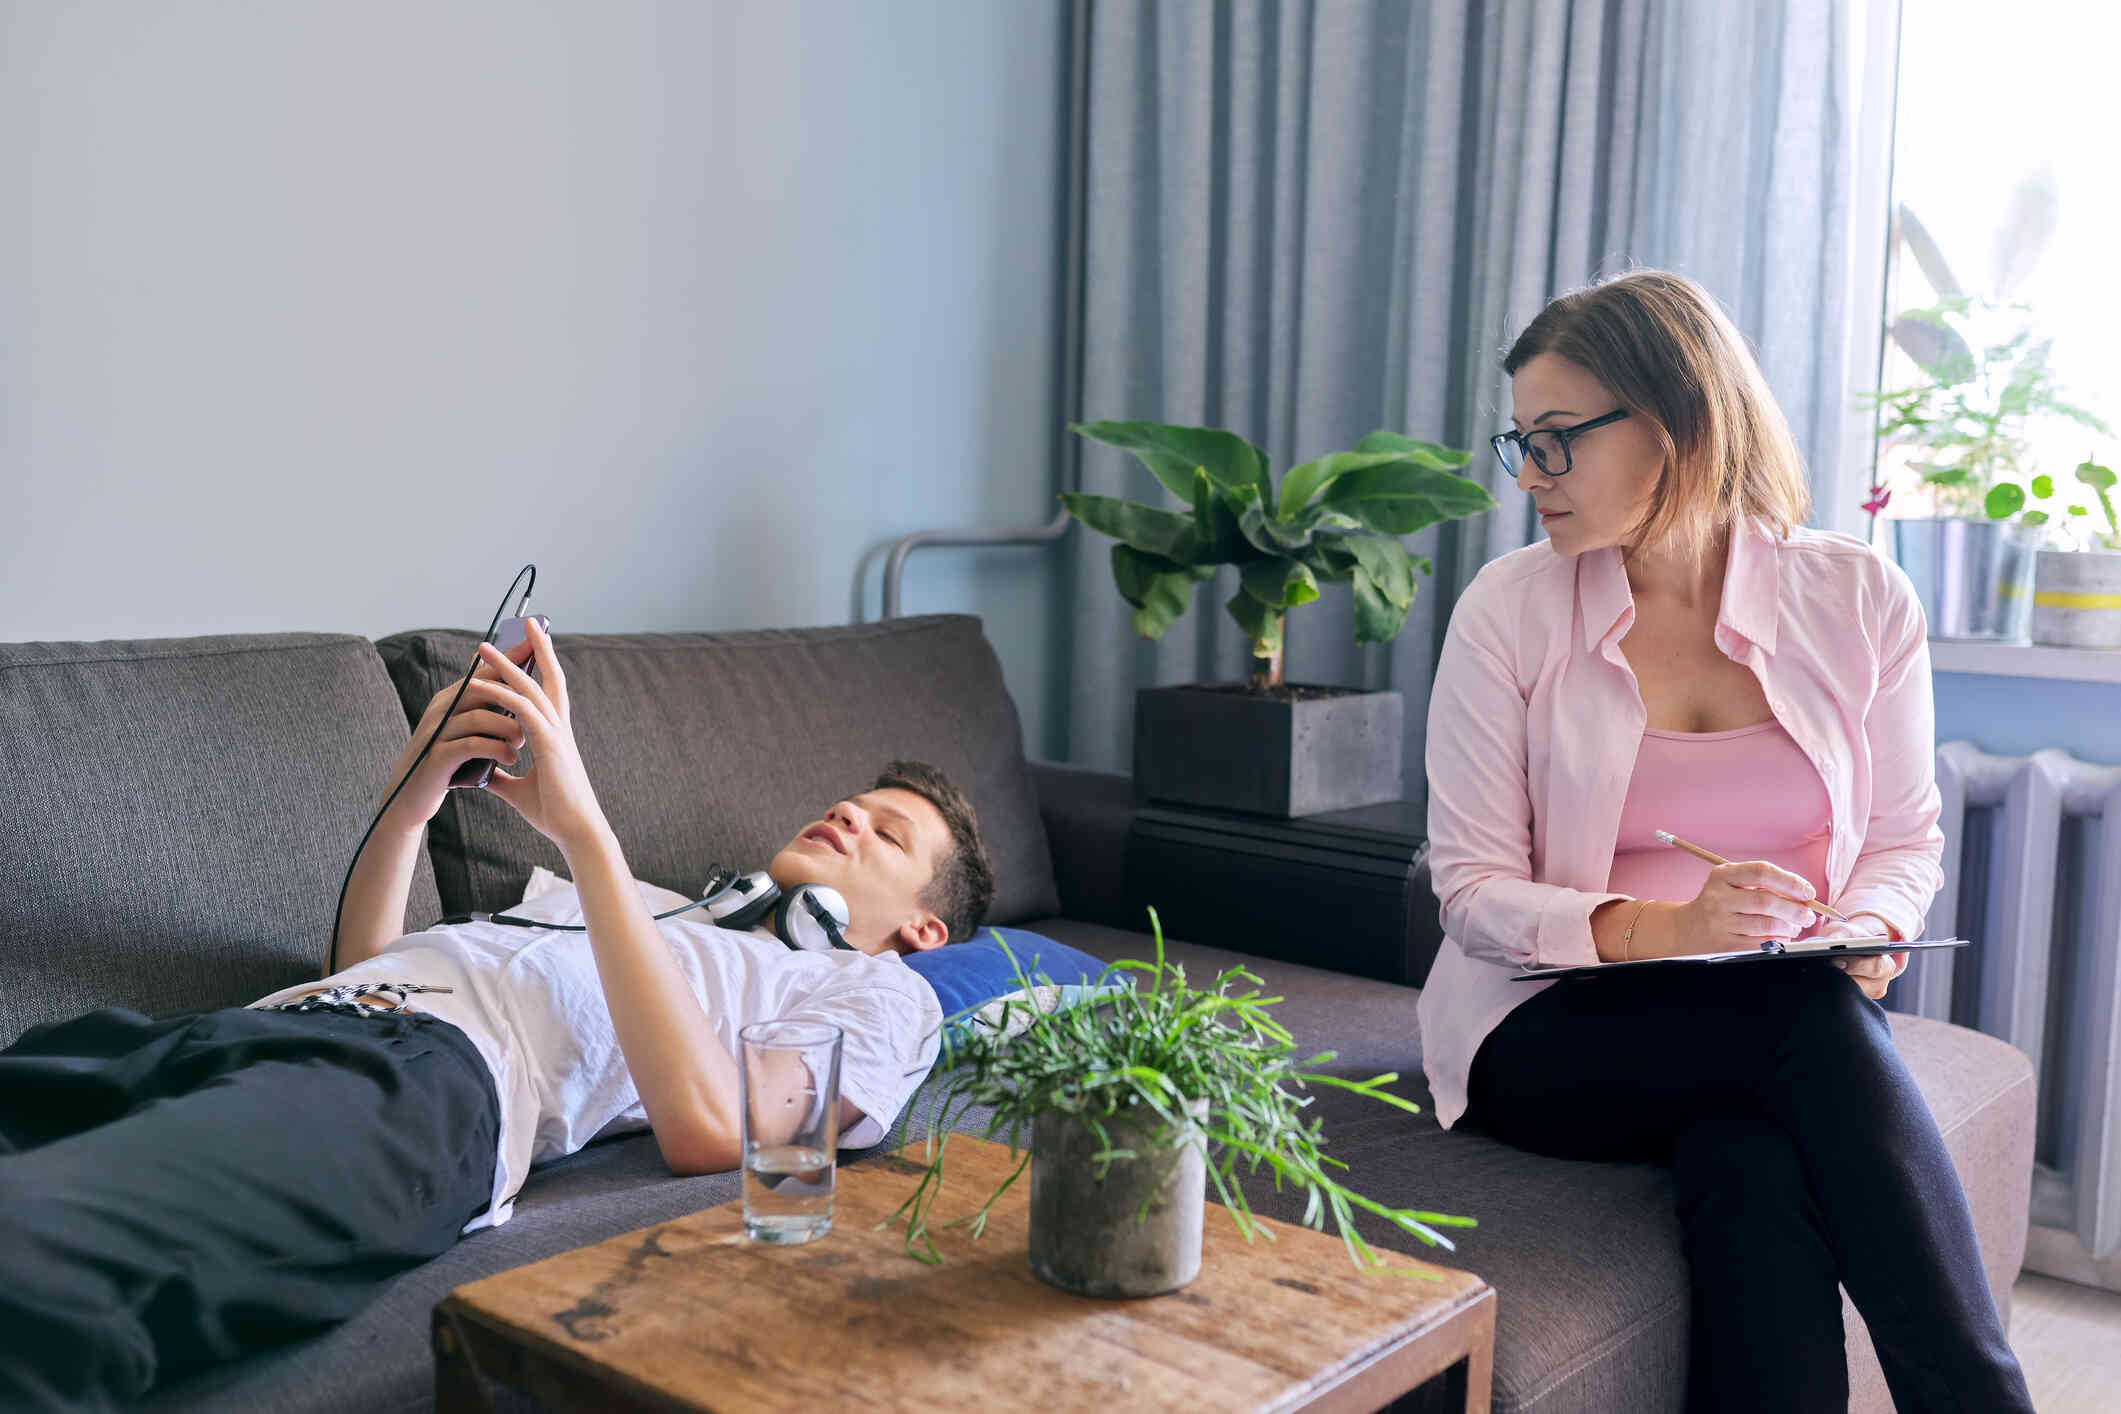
[449,614,551,790]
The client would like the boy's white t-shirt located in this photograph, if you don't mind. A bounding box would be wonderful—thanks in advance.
[248,878,943,1232]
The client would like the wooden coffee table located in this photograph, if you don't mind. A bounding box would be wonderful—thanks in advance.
[433,1137,1495,1412]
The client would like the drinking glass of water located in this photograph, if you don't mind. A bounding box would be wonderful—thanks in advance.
[737,1019,844,1244]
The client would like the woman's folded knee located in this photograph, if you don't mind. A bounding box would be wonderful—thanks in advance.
[1727,958,1880,1035]
[1784,959,1887,1031]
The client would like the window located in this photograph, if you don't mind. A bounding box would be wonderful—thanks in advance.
[1877,1,2119,544]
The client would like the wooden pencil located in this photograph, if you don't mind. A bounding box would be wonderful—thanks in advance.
[1653,829,1853,923]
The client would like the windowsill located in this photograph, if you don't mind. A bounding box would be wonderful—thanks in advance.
[1929,640,2121,684]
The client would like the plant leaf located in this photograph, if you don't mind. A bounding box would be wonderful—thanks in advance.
[1895,204,1963,299]
[1296,538,1355,584]
[1889,311,1975,383]
[1985,483,2026,519]
[1990,169,2059,300]
[1236,501,1299,555]
[1238,559,1320,611]
[1278,447,1462,520]
[2031,475,2054,499]
[1350,567,1412,644]
[1224,589,1283,657]
[1351,431,1475,467]
[2077,461,2118,493]
[1339,533,1421,609]
[1061,492,1201,562]
[1111,545,1211,640]
[1069,421,1271,505]
[1322,462,1496,536]
[2051,399,2116,436]
[1191,473,1261,563]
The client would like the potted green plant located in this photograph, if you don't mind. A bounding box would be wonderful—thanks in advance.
[883,915,1475,1297]
[2026,459,2121,649]
[1062,420,1493,816]
[1867,189,2112,641]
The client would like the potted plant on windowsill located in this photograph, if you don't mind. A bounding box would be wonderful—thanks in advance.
[2023,458,2121,649]
[883,914,1475,1297]
[1867,191,2113,642]
[1062,420,1494,817]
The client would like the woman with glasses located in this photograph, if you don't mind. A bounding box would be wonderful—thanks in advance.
[1414,270,2034,1412]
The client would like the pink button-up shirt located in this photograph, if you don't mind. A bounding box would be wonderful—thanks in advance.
[1414,516,1945,1130]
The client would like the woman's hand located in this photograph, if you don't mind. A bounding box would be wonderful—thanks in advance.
[1817,915,1909,1001]
[377,637,539,834]
[1672,860,1824,954]
[468,618,612,857]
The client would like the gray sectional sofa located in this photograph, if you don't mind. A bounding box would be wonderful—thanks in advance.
[0,614,2036,1412]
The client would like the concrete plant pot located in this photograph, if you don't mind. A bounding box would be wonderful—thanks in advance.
[1027,1100,1209,1299]
[2030,549,2121,649]
[1132,683,1403,818]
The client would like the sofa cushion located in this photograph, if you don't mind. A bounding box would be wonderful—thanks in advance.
[0,633,446,1047]
[374,614,1058,932]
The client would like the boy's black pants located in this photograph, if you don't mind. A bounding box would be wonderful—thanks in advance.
[1465,958,2035,1414]
[0,1004,500,1412]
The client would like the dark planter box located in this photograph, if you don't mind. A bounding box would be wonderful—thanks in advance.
[1132,684,1404,818]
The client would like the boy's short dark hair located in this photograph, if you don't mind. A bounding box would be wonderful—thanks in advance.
[875,760,994,942]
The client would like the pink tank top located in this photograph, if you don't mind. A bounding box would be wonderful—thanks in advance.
[1608,718,1832,940]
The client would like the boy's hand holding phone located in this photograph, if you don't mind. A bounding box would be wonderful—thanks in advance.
[377,617,545,835]
[449,615,548,792]
[465,618,612,858]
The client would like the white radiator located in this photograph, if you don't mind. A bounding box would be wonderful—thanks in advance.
[1914,741,2121,1284]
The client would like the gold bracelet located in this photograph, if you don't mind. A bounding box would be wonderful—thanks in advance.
[1622,899,1652,962]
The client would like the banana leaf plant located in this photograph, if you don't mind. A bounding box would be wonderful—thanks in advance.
[1062,421,1495,690]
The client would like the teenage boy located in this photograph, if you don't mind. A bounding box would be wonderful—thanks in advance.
[0,619,995,1408]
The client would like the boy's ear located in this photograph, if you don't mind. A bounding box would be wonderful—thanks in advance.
[894,913,950,954]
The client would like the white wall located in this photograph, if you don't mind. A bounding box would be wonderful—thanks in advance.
[1,0,1069,750]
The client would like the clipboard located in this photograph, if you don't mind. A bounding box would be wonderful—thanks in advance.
[1512,936,1970,981]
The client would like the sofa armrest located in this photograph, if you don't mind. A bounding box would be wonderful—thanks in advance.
[1027,761,1139,931]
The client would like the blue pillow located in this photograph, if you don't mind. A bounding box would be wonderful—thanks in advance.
[901,927,1116,1038]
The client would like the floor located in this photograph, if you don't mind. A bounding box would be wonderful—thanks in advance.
[2008,1272,2121,1413]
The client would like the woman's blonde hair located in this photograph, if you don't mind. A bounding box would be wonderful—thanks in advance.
[1503,269,1811,573]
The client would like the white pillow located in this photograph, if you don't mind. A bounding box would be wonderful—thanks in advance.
[520,864,701,918]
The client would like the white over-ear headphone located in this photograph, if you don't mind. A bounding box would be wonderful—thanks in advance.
[700,869,854,953]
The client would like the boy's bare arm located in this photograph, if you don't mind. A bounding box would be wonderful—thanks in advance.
[566,825,748,1173]
[464,621,856,1174]
[330,810,427,971]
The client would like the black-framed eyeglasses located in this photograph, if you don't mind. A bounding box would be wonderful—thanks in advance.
[1491,409,1630,478]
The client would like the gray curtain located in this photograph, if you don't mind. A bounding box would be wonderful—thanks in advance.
[1058,0,1899,782]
